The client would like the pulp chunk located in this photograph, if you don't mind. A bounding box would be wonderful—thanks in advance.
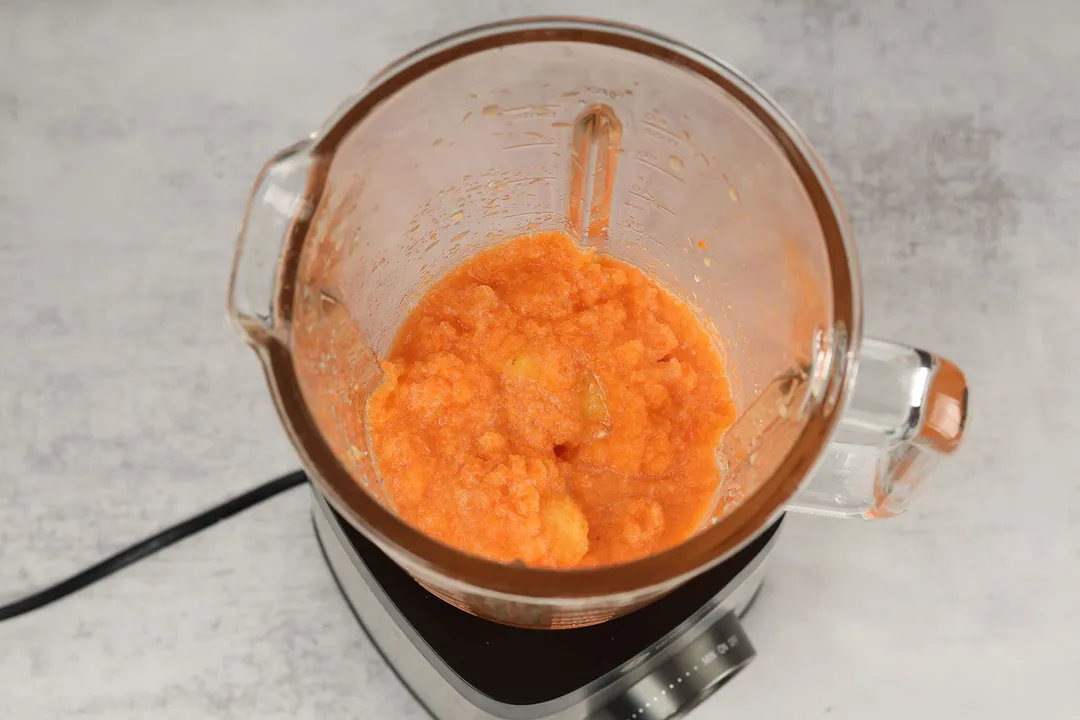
[578,372,612,439]
[505,351,541,382]
[366,231,737,568]
[541,494,590,566]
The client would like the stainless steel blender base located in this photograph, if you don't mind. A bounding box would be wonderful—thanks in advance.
[312,490,780,720]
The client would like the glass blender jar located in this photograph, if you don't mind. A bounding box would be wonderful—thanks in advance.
[228,17,968,629]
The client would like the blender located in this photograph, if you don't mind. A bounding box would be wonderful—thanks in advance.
[228,18,968,719]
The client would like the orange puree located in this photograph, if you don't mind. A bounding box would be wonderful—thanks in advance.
[366,231,736,568]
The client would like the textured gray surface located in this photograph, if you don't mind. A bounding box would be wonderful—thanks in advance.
[1,0,1078,718]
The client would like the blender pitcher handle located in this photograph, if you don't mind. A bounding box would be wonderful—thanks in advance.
[227,141,316,342]
[788,338,969,519]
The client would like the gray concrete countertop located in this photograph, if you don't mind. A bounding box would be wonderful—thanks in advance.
[2,1,1077,718]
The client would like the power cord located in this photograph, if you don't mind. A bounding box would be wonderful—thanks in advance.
[0,470,308,623]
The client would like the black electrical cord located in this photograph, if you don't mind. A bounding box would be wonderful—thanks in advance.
[0,469,308,623]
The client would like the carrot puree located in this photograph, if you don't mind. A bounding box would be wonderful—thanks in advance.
[366,231,736,568]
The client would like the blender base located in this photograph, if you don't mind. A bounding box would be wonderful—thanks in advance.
[312,490,781,720]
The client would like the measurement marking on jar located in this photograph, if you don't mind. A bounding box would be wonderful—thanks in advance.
[585,86,633,99]
[502,141,559,151]
[628,188,675,216]
[499,104,562,121]
[500,210,553,219]
[503,176,556,185]
[621,216,648,236]
[642,120,689,145]
[634,156,685,184]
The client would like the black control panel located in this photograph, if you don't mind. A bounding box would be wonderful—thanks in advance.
[589,610,754,720]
